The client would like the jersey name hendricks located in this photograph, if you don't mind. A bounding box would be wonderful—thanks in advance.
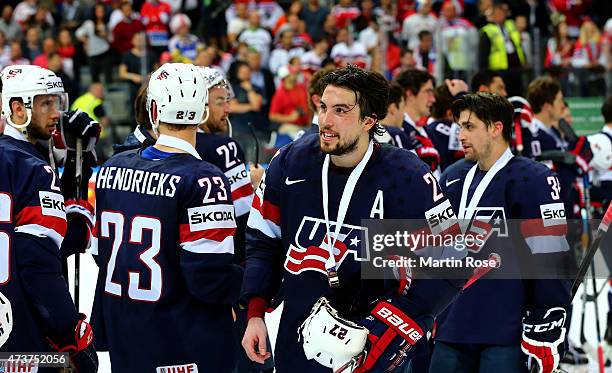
[96,166,181,197]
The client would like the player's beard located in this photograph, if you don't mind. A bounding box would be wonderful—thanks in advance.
[27,120,53,141]
[320,131,360,156]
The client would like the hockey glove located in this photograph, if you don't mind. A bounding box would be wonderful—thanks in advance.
[48,314,98,373]
[414,136,440,172]
[53,109,101,153]
[521,307,567,373]
[354,300,425,373]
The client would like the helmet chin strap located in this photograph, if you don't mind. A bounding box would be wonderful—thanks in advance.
[6,107,32,133]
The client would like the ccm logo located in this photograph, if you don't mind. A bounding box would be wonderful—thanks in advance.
[523,319,564,333]
[376,306,423,344]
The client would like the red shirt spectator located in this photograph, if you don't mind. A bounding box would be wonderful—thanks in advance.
[269,65,310,128]
[112,2,145,55]
[331,0,360,29]
[140,0,171,48]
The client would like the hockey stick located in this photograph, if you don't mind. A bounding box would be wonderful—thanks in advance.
[74,138,82,311]
[247,122,260,165]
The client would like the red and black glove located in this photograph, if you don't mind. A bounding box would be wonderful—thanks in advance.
[414,136,440,172]
[521,307,567,373]
[355,300,425,373]
[48,314,98,373]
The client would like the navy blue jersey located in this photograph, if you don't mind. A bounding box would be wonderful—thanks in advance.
[425,119,464,171]
[381,125,412,149]
[436,156,571,345]
[0,134,80,359]
[241,134,464,372]
[92,148,243,373]
[195,132,254,218]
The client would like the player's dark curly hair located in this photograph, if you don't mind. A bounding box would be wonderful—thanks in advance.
[451,92,513,144]
[319,65,389,139]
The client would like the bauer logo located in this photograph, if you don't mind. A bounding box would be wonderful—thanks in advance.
[39,191,66,219]
[188,205,236,231]
[539,203,566,227]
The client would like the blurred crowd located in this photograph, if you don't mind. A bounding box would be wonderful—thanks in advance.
[0,0,610,159]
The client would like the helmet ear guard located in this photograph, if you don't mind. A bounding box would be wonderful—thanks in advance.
[299,297,369,373]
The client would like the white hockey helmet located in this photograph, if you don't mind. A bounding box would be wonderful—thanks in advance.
[587,133,612,171]
[197,66,234,123]
[147,63,208,133]
[299,297,368,373]
[0,291,13,348]
[0,65,68,130]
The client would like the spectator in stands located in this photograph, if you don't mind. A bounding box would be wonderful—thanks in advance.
[29,7,54,39]
[238,12,272,67]
[22,26,42,61]
[119,32,155,123]
[272,0,302,36]
[246,48,274,129]
[299,0,329,42]
[358,15,380,53]
[478,2,526,96]
[0,5,22,41]
[374,0,398,34]
[471,69,508,97]
[76,3,113,84]
[414,29,436,74]
[29,36,63,75]
[140,0,171,58]
[269,29,304,76]
[48,52,77,102]
[392,48,416,77]
[229,60,264,161]
[549,0,589,38]
[545,14,573,94]
[227,2,249,46]
[353,0,376,32]
[278,13,312,50]
[401,0,436,50]
[330,27,369,68]
[255,0,285,31]
[331,0,360,29]
[111,1,145,56]
[59,0,85,32]
[12,0,39,28]
[71,82,110,155]
[269,65,310,138]
[572,18,606,96]
[57,29,76,79]
[515,15,532,67]
[165,0,199,30]
[168,13,203,63]
[301,36,328,77]
[7,40,30,66]
[439,0,477,80]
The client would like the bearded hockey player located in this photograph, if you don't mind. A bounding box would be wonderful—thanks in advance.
[430,93,572,373]
[241,65,468,373]
[91,63,242,372]
[0,65,99,371]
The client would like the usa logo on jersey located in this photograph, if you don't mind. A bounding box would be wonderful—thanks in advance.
[284,217,369,275]
[464,207,508,253]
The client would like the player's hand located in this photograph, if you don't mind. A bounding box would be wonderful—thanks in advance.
[521,307,566,373]
[62,109,101,140]
[355,300,425,373]
[248,162,264,188]
[242,317,271,364]
[48,314,98,373]
[444,79,469,97]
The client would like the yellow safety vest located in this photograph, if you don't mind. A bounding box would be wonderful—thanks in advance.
[71,93,102,122]
[481,20,525,70]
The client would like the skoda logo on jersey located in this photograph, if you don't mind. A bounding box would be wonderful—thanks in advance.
[465,207,508,253]
[284,216,369,275]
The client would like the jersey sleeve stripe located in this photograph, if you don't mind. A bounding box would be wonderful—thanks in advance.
[520,219,568,238]
[520,219,570,254]
[247,205,281,239]
[181,235,234,254]
[232,183,255,201]
[179,225,236,244]
[253,194,281,226]
[15,205,67,238]
[15,224,65,248]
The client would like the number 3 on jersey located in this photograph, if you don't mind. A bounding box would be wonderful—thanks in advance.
[101,211,162,302]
